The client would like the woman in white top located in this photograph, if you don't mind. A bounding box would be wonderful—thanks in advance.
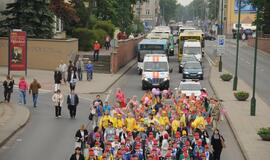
[52,89,64,118]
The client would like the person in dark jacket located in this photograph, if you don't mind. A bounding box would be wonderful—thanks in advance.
[67,66,78,91]
[211,129,225,160]
[75,124,88,151]
[54,67,62,92]
[69,147,85,160]
[3,75,14,103]
[67,90,79,118]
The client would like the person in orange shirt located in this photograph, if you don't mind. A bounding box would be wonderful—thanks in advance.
[93,41,101,62]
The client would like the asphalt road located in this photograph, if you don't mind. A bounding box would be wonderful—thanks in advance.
[0,47,244,159]
[206,40,270,106]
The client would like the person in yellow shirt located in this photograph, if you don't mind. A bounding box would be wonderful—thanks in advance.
[115,113,124,128]
[172,116,180,134]
[191,111,206,129]
[99,111,111,130]
[179,111,186,127]
[159,111,169,126]
[125,112,136,132]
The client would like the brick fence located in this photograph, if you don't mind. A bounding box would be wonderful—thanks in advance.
[247,38,270,54]
[111,36,144,73]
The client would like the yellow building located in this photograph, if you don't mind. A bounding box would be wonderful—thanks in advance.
[224,0,256,35]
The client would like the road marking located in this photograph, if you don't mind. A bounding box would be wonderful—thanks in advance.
[246,61,251,65]
[205,53,215,66]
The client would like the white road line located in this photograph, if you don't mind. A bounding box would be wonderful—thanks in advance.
[205,53,214,66]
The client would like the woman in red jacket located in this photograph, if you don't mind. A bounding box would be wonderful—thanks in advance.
[18,76,28,105]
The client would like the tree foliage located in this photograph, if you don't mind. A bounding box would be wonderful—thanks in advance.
[50,0,79,23]
[160,0,177,25]
[251,0,270,34]
[0,0,54,38]
[207,0,219,20]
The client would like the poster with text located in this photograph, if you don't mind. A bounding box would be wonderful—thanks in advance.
[9,31,27,71]
[234,0,256,13]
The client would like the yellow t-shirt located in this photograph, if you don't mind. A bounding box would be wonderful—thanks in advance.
[99,115,111,129]
[159,116,169,126]
[172,119,180,133]
[126,117,136,132]
[191,116,205,129]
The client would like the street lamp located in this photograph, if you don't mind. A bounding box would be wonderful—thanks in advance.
[218,0,224,72]
[250,9,259,116]
[233,0,242,91]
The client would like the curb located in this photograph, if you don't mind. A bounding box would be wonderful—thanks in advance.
[83,59,137,95]
[208,66,249,160]
[0,104,31,148]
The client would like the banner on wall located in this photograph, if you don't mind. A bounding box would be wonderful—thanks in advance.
[234,0,256,13]
[9,30,27,71]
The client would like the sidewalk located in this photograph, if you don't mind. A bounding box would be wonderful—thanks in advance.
[209,66,270,160]
[0,59,136,95]
[0,103,30,147]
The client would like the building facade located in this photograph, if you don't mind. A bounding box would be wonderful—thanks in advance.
[134,0,160,30]
[224,0,256,35]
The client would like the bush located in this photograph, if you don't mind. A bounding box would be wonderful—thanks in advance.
[220,73,233,81]
[93,20,115,38]
[234,91,249,101]
[93,29,107,47]
[72,28,96,51]
[257,127,270,136]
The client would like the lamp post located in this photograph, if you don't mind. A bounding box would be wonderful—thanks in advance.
[83,0,91,28]
[250,9,259,116]
[233,0,241,91]
[218,0,224,72]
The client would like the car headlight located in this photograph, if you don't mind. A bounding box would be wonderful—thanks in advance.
[142,75,148,81]
[164,76,170,81]
[184,71,189,74]
[198,72,203,74]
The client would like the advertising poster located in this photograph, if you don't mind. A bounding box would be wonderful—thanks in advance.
[234,0,256,13]
[9,31,27,71]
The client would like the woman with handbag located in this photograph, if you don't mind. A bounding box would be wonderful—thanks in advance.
[211,129,225,160]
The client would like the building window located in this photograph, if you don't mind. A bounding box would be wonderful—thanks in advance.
[146,9,150,15]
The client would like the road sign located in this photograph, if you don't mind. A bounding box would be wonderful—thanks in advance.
[217,35,225,56]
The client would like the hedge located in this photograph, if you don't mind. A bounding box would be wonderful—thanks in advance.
[93,20,115,38]
[72,28,108,51]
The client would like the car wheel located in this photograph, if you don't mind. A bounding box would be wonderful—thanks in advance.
[183,75,186,79]
[200,76,204,80]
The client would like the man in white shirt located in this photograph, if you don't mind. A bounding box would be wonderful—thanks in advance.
[58,60,67,84]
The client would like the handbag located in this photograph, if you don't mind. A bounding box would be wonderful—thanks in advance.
[88,113,93,120]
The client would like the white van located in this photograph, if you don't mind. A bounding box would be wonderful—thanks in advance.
[183,41,202,62]
[141,54,172,90]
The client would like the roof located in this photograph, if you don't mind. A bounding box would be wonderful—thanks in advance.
[144,54,168,62]
[180,31,202,37]
[139,39,168,45]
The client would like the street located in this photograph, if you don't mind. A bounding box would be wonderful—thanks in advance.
[206,40,270,106]
[0,46,244,159]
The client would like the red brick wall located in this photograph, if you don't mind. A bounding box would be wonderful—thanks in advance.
[247,38,270,54]
[110,36,144,73]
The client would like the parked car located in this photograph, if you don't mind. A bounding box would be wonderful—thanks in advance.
[183,61,203,80]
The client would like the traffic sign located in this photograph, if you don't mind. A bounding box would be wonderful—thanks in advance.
[217,35,225,56]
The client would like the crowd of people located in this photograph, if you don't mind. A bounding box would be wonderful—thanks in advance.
[70,88,225,160]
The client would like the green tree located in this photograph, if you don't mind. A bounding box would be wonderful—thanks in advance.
[114,0,133,32]
[0,0,54,38]
[208,0,219,20]
[160,0,177,25]
[251,0,270,34]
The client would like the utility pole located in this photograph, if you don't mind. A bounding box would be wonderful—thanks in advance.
[233,0,242,91]
[218,0,224,72]
[250,9,259,116]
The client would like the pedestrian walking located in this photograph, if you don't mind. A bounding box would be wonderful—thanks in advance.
[211,129,225,160]
[68,67,78,91]
[29,79,41,107]
[18,76,28,105]
[54,67,62,92]
[210,98,221,130]
[67,90,79,119]
[59,60,67,84]
[85,61,93,81]
[93,41,101,61]
[76,58,84,81]
[3,75,14,103]
[69,147,85,160]
[75,124,89,151]
[105,35,110,50]
[52,89,64,118]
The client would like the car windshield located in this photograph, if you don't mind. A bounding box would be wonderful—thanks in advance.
[185,62,201,69]
[144,62,168,72]
[184,47,201,54]
[140,44,164,50]
[180,84,201,90]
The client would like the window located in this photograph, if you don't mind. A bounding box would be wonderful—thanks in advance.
[146,9,150,15]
